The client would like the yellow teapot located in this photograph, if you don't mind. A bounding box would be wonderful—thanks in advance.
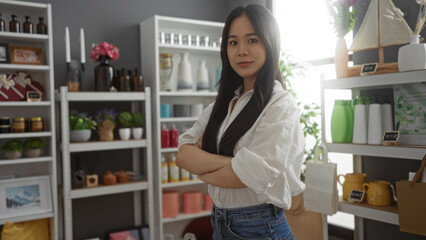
[363,180,397,206]
[338,173,367,200]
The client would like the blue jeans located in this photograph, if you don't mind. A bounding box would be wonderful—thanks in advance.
[210,203,295,240]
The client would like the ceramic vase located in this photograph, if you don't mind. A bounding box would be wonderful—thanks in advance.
[70,129,91,142]
[177,52,192,91]
[4,151,22,159]
[367,102,383,145]
[196,60,209,91]
[102,170,117,185]
[26,148,43,158]
[398,35,426,72]
[132,127,143,139]
[119,128,131,140]
[95,55,114,91]
[334,38,349,78]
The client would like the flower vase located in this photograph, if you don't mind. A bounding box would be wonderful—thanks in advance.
[95,55,114,91]
[177,52,192,91]
[334,38,349,78]
[398,35,426,72]
[97,119,115,141]
[196,60,209,91]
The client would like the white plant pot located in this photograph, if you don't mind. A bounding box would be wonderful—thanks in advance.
[4,151,22,159]
[132,127,143,139]
[119,128,131,140]
[26,148,43,158]
[398,35,426,72]
[70,129,92,142]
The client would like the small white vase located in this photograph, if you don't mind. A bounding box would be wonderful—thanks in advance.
[119,128,131,140]
[352,104,368,144]
[398,35,426,72]
[27,148,43,158]
[70,129,92,142]
[196,60,209,91]
[132,127,143,139]
[368,103,383,145]
[177,52,193,91]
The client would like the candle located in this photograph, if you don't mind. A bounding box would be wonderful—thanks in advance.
[80,28,86,64]
[65,26,70,63]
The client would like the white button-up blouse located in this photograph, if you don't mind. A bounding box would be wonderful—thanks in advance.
[178,80,305,210]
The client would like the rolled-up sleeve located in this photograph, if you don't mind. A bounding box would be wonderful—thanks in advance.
[231,95,306,205]
[178,102,215,149]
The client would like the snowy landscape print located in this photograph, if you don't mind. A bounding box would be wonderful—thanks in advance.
[6,184,41,210]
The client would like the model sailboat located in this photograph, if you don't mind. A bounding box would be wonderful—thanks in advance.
[346,0,412,76]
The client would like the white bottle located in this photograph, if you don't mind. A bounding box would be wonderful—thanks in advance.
[381,100,393,132]
[368,98,383,145]
[352,97,368,144]
[196,60,209,91]
[177,52,192,91]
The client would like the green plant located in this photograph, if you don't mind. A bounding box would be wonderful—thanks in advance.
[24,138,45,150]
[279,52,321,182]
[69,112,97,130]
[132,112,144,127]
[2,140,24,152]
[94,108,117,125]
[326,0,356,38]
[118,111,133,128]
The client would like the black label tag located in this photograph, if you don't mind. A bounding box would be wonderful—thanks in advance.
[382,131,400,146]
[26,91,42,102]
[348,189,365,202]
[361,63,377,76]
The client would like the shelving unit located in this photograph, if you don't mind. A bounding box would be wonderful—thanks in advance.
[320,71,426,240]
[0,0,57,239]
[57,87,153,240]
[140,15,223,239]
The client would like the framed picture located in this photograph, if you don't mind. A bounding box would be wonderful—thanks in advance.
[10,46,44,65]
[0,43,10,63]
[0,176,52,221]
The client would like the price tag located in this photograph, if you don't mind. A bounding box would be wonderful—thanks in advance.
[361,63,377,76]
[348,189,365,203]
[26,91,42,102]
[382,131,400,146]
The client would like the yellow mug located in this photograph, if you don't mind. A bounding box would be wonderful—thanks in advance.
[363,180,396,206]
[338,173,367,200]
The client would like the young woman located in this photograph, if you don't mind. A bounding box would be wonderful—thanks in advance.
[176,4,305,240]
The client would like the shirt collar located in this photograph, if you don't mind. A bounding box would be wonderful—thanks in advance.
[233,80,283,98]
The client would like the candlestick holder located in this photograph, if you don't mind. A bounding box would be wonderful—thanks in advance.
[66,59,82,92]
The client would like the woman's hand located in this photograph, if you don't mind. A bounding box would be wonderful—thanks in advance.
[196,134,203,148]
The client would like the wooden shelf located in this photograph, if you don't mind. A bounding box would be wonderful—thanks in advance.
[338,196,398,225]
[162,210,211,224]
[70,180,149,199]
[325,143,426,160]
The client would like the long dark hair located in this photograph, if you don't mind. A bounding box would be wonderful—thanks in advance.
[202,4,282,157]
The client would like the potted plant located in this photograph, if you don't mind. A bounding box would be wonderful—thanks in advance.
[2,140,24,159]
[69,111,97,142]
[132,112,144,139]
[118,111,132,140]
[94,108,117,141]
[24,138,45,157]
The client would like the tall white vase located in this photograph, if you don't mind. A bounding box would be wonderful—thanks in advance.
[398,35,426,72]
[177,52,193,91]
[368,103,383,145]
[196,60,209,91]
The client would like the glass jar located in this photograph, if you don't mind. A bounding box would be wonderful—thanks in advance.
[12,117,26,133]
[9,14,20,33]
[159,53,173,91]
[0,117,11,133]
[23,16,33,34]
[0,13,5,32]
[36,17,47,34]
[132,68,144,92]
[30,117,43,132]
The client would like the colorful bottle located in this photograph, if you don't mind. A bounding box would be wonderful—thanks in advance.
[168,154,179,183]
[161,124,170,148]
[331,100,353,143]
[169,124,179,148]
[23,16,33,33]
[36,17,47,34]
[161,155,169,184]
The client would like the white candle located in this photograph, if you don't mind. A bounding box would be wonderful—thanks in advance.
[80,28,86,64]
[65,26,71,63]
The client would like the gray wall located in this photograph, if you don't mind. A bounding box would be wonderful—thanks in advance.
[354,1,425,239]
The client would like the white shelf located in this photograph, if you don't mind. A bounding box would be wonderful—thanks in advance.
[70,180,149,199]
[323,70,426,89]
[0,156,52,165]
[0,64,50,71]
[0,31,48,42]
[162,210,211,224]
[162,180,204,188]
[0,212,54,225]
[0,101,51,106]
[160,147,178,153]
[160,91,217,97]
[63,91,146,101]
[325,143,426,160]
[69,139,147,152]
[0,131,52,139]
[159,44,220,53]
[160,117,198,123]
[338,197,398,225]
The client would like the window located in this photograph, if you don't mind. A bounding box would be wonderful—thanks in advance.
[274,0,355,230]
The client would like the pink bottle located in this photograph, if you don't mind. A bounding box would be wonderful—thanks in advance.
[161,124,170,148]
[169,124,179,148]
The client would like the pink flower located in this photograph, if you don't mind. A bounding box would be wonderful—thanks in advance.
[90,41,120,62]
[348,0,357,6]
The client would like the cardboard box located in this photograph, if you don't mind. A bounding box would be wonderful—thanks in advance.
[393,82,426,146]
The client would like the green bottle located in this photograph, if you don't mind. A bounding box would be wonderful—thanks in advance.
[331,100,353,143]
